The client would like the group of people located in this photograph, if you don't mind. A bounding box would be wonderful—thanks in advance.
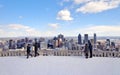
[84,40,93,59]
[26,39,39,59]
[27,39,93,59]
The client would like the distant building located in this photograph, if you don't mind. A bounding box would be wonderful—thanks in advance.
[68,42,72,50]
[58,34,64,40]
[58,38,63,47]
[84,34,88,44]
[12,41,16,49]
[53,37,58,48]
[78,34,82,45]
[58,34,64,47]
[94,33,97,44]
[93,33,97,50]
[55,39,59,48]
[106,39,110,46]
[111,42,115,48]
[17,40,21,49]
[41,42,47,49]
[47,39,54,49]
[25,37,29,43]
[64,40,69,50]
[39,37,45,42]
[90,39,94,45]
[8,39,17,49]
[97,42,104,50]
[3,41,9,51]
[20,39,25,48]
[9,39,13,49]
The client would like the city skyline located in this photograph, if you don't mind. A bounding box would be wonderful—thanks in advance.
[0,0,120,37]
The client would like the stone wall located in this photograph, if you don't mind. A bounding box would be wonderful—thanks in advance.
[0,50,120,57]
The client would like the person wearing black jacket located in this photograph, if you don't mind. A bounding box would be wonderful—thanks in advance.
[88,40,93,58]
[27,44,32,59]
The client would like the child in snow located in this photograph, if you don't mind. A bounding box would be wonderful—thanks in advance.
[84,43,88,59]
[26,44,32,59]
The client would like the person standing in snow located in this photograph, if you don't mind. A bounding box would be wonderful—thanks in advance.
[88,40,93,58]
[34,38,39,57]
[84,43,88,59]
[26,44,32,59]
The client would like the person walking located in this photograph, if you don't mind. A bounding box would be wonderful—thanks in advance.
[34,38,39,57]
[84,43,88,59]
[88,40,93,58]
[26,44,32,59]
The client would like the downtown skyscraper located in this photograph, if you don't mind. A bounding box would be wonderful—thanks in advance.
[78,34,82,45]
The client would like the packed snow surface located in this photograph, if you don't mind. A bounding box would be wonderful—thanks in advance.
[0,56,120,75]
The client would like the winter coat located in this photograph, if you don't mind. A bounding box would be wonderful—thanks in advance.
[27,45,31,53]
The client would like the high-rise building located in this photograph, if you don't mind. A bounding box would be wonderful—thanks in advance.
[17,40,22,49]
[58,38,63,47]
[64,40,69,50]
[9,39,13,49]
[111,42,115,48]
[84,34,88,44]
[58,34,64,47]
[94,33,97,44]
[58,34,64,40]
[106,39,110,46]
[78,34,82,45]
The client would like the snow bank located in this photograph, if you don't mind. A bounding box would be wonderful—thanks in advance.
[0,56,120,75]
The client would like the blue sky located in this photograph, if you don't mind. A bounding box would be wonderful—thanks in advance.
[0,0,120,37]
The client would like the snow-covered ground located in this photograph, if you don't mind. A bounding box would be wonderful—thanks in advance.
[0,56,120,75]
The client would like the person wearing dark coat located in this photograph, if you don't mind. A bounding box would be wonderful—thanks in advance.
[88,40,93,58]
[34,42,39,57]
[27,44,32,59]
[34,39,39,57]
[84,43,88,59]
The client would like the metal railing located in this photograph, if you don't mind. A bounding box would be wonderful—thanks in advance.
[0,49,120,57]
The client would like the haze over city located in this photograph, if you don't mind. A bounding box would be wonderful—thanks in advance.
[0,0,120,37]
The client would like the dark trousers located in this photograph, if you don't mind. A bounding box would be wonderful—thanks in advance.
[85,53,88,58]
[90,50,92,58]
[35,50,39,57]
[27,51,32,58]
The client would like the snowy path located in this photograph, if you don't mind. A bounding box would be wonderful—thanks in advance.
[0,56,120,75]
